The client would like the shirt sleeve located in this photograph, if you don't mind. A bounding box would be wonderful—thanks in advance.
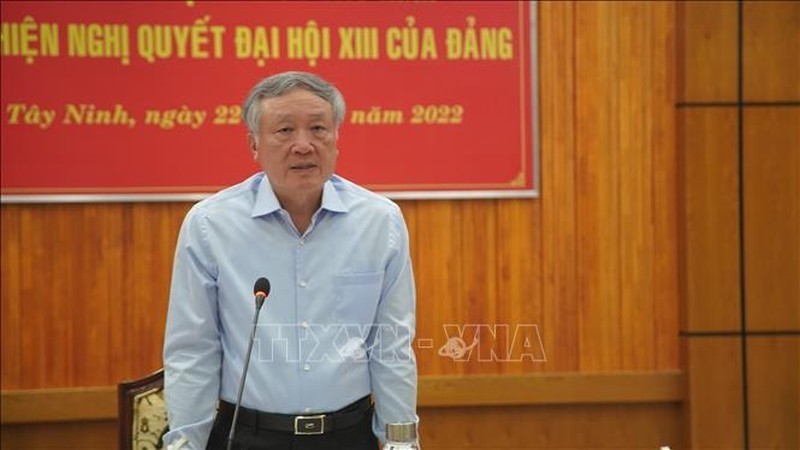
[367,205,419,443]
[162,207,221,449]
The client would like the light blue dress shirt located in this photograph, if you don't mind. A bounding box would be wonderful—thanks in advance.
[163,173,418,449]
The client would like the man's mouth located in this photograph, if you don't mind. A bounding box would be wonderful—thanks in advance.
[290,163,317,171]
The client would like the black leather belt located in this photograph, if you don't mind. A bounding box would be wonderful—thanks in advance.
[218,396,372,435]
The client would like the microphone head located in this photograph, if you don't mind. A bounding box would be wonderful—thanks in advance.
[254,277,271,299]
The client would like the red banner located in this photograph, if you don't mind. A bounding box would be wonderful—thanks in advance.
[1,1,538,201]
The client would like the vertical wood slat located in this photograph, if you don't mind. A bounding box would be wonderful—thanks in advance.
[496,199,542,374]
[460,200,501,375]
[73,204,123,386]
[18,205,68,388]
[575,1,624,371]
[409,200,464,376]
[124,203,191,376]
[539,0,579,373]
[650,1,681,370]
[14,206,39,388]
[1,206,22,387]
[618,2,657,371]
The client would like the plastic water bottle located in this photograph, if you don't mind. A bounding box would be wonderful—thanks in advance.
[382,422,419,450]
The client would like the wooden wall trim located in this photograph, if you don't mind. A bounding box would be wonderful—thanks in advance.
[1,386,117,424]
[420,371,684,407]
[1,371,683,424]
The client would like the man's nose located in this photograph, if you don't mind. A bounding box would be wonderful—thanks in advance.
[291,130,315,153]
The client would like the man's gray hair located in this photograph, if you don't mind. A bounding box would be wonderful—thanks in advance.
[242,71,346,136]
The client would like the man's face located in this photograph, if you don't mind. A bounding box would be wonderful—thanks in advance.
[249,88,338,203]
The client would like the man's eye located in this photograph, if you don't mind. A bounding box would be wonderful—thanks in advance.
[276,127,292,134]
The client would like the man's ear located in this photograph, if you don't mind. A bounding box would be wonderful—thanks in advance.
[247,134,257,157]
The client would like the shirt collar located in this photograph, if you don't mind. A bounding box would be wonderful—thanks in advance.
[251,174,349,218]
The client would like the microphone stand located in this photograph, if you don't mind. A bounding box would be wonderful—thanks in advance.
[227,295,266,450]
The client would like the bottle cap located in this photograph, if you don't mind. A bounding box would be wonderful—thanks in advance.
[386,422,417,442]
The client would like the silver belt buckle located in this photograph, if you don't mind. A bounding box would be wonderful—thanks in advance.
[294,414,326,435]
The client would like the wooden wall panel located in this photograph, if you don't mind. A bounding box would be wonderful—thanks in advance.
[1,1,680,391]
[678,1,799,448]
[677,1,739,102]
[743,1,800,101]
[747,337,800,449]
[743,108,800,331]
[684,337,745,449]
[679,108,741,332]
[0,203,191,390]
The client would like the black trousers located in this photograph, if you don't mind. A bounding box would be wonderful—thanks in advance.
[206,403,379,450]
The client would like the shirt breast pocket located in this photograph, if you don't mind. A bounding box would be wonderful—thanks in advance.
[334,271,384,326]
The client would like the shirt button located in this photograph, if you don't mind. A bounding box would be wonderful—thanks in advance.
[299,280,308,288]
[299,238,305,247]
[303,364,311,371]
[301,321,309,328]
[305,407,311,413]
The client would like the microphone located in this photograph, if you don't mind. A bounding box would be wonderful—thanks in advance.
[253,277,270,309]
[227,277,271,450]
